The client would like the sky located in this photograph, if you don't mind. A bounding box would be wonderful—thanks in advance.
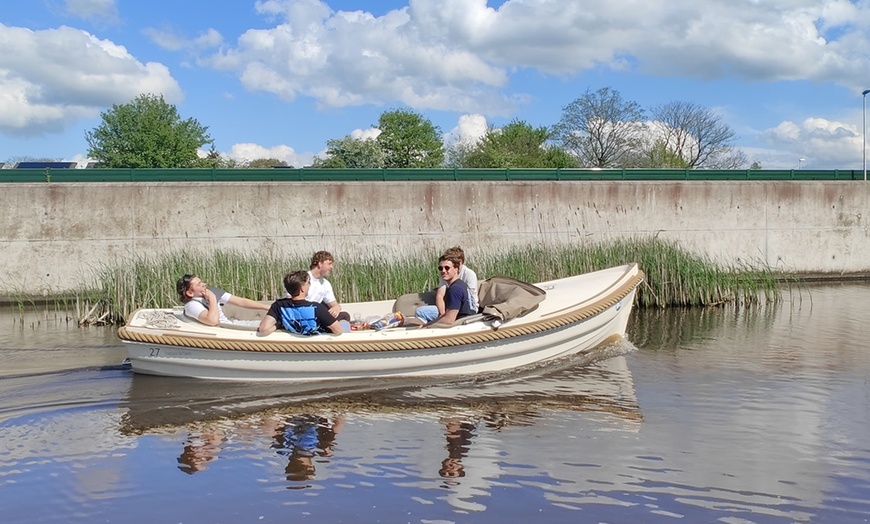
[1,0,870,170]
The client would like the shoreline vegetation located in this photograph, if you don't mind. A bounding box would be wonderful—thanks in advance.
[12,238,792,326]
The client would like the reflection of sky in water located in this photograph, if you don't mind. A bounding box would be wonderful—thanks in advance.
[0,284,868,522]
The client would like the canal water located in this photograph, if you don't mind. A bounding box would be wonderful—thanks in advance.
[0,284,869,523]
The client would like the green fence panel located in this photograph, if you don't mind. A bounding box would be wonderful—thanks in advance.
[0,169,49,182]
[621,169,687,180]
[2,167,869,182]
[455,169,507,180]
[501,169,560,181]
[382,169,457,181]
[299,169,385,181]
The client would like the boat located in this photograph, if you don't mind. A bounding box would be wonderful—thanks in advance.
[117,263,644,381]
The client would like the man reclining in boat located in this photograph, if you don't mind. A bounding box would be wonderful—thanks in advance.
[258,270,342,335]
[176,274,269,327]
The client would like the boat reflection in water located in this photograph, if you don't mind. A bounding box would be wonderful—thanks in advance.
[121,345,640,497]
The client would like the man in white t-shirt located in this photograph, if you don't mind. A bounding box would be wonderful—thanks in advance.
[306,251,351,322]
[176,274,269,327]
[415,246,479,323]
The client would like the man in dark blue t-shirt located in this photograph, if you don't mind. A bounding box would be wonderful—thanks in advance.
[424,254,474,327]
[259,270,341,335]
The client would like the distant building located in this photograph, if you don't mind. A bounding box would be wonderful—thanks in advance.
[14,161,77,169]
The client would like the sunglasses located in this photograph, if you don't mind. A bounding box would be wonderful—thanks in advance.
[438,265,454,272]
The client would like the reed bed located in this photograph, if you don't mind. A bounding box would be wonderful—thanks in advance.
[74,238,786,325]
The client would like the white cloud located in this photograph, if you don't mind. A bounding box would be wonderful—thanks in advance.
[205,0,515,114]
[225,142,313,167]
[63,0,119,23]
[144,27,223,52]
[201,0,870,116]
[348,127,380,140]
[0,24,182,135]
[444,114,488,147]
[759,116,861,169]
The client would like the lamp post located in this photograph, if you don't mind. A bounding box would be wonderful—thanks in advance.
[799,158,805,170]
[864,89,870,181]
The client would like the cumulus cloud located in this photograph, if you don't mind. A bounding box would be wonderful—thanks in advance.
[204,0,517,114]
[759,117,861,169]
[62,0,119,23]
[144,27,223,52]
[0,24,181,135]
[444,114,489,147]
[348,127,381,140]
[224,142,313,167]
[201,0,870,116]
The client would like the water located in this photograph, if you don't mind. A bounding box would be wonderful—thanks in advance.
[1,284,869,523]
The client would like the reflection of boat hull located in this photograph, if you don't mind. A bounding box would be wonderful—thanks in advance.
[118,264,643,382]
[119,355,641,435]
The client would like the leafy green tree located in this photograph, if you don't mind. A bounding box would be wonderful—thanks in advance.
[312,136,386,168]
[376,109,444,168]
[451,120,576,168]
[86,94,212,168]
[644,140,691,168]
[553,87,646,168]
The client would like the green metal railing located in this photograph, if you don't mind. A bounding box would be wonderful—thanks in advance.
[0,167,864,183]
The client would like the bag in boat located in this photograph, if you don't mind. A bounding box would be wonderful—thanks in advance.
[477,276,546,321]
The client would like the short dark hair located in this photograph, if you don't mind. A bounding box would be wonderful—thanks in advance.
[309,251,334,269]
[284,270,310,297]
[176,274,195,303]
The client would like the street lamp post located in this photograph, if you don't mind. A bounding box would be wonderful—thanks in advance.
[863,89,870,181]
[799,158,805,170]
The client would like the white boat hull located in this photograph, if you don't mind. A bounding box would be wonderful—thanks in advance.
[119,264,642,381]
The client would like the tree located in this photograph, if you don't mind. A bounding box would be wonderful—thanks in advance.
[376,109,444,168]
[312,136,386,168]
[552,87,646,168]
[450,119,577,168]
[85,93,212,168]
[648,101,745,169]
[644,140,691,168]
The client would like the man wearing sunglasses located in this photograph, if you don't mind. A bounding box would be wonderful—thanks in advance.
[176,274,269,327]
[422,255,475,327]
[415,246,478,324]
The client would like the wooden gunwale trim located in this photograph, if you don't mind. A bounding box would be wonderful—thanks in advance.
[118,272,644,354]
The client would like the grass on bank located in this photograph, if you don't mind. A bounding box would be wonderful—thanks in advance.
[74,237,786,325]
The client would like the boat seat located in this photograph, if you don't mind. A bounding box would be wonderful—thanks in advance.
[392,289,437,317]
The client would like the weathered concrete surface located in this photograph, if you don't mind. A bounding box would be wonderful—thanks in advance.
[2,181,868,294]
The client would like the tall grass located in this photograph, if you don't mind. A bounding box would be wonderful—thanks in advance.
[75,238,788,325]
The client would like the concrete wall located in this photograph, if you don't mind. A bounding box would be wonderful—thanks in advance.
[2,181,868,294]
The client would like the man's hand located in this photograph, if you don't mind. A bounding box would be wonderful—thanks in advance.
[202,288,217,305]
[328,303,342,319]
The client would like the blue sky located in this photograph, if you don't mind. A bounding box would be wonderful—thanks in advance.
[1,0,869,169]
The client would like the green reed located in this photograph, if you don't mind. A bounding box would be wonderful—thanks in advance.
[74,238,787,325]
